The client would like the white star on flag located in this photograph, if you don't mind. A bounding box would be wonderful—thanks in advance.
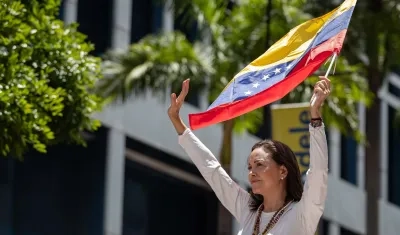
[244,90,252,95]
[274,68,281,74]
[252,82,260,88]
[262,74,270,81]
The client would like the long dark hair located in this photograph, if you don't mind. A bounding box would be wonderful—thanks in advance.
[248,139,303,211]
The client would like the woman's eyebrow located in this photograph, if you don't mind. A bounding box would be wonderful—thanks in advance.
[253,159,265,163]
[248,157,265,164]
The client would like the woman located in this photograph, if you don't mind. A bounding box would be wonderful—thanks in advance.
[167,77,330,235]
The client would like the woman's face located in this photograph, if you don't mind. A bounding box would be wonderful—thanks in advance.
[247,147,284,195]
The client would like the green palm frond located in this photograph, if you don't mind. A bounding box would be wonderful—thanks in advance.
[98,0,373,143]
[158,0,228,38]
[96,31,213,102]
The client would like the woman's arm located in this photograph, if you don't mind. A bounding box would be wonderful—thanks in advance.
[296,123,328,233]
[168,80,250,223]
[296,76,330,234]
[177,122,250,223]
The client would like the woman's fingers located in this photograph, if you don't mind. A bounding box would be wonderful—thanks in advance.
[315,78,331,96]
[310,76,331,110]
[316,83,324,91]
[177,79,190,104]
[318,76,331,90]
[321,81,328,91]
[168,79,190,118]
[170,93,177,106]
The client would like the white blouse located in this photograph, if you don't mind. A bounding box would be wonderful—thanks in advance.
[178,124,329,235]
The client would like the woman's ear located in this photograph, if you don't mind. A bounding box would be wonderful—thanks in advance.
[280,165,288,180]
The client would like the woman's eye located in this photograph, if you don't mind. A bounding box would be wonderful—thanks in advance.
[247,166,252,170]
[257,163,263,167]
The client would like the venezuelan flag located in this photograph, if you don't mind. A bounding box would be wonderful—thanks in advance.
[189,0,357,130]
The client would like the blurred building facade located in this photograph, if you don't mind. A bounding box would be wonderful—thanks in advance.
[0,0,400,235]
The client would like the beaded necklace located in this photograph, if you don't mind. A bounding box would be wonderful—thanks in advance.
[252,201,292,235]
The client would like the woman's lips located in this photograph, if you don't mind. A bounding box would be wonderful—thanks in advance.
[251,180,261,184]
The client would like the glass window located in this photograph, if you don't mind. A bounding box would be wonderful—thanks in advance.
[388,81,400,206]
[0,158,13,235]
[340,226,360,235]
[12,127,108,235]
[77,0,113,55]
[123,179,148,235]
[340,134,357,185]
[0,157,9,185]
[58,0,65,20]
[130,0,163,43]
[123,156,218,235]
[325,128,331,174]
[174,15,198,42]
[317,218,330,235]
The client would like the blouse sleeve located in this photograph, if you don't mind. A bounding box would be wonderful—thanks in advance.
[178,128,250,223]
[296,123,329,234]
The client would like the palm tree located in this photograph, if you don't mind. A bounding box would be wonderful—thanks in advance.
[96,0,372,234]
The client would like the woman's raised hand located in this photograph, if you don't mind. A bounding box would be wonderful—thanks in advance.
[310,76,331,118]
[168,79,190,121]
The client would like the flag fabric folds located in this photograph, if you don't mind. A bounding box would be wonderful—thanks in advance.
[188,0,357,130]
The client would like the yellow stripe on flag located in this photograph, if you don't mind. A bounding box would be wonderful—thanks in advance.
[233,0,357,78]
[220,0,357,92]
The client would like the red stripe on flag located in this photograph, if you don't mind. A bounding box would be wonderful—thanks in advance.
[189,29,348,130]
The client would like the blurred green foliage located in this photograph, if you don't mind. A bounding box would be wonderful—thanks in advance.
[99,0,372,141]
[0,0,104,159]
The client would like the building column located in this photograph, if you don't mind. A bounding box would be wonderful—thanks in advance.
[357,103,366,190]
[103,0,132,234]
[380,98,389,201]
[329,222,340,235]
[103,128,126,235]
[162,0,174,32]
[326,128,341,235]
[111,0,133,50]
[63,0,78,24]
[329,128,341,179]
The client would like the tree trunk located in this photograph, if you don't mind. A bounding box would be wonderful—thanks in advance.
[219,119,234,168]
[217,119,235,235]
[365,76,381,235]
[365,0,383,234]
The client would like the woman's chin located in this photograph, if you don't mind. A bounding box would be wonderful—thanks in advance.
[251,187,262,195]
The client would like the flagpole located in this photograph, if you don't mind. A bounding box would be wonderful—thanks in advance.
[311,53,337,106]
[324,53,337,77]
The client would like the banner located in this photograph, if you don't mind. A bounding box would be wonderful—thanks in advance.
[271,103,310,178]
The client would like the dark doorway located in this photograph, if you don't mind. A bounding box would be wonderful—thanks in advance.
[123,157,218,235]
[0,127,108,235]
